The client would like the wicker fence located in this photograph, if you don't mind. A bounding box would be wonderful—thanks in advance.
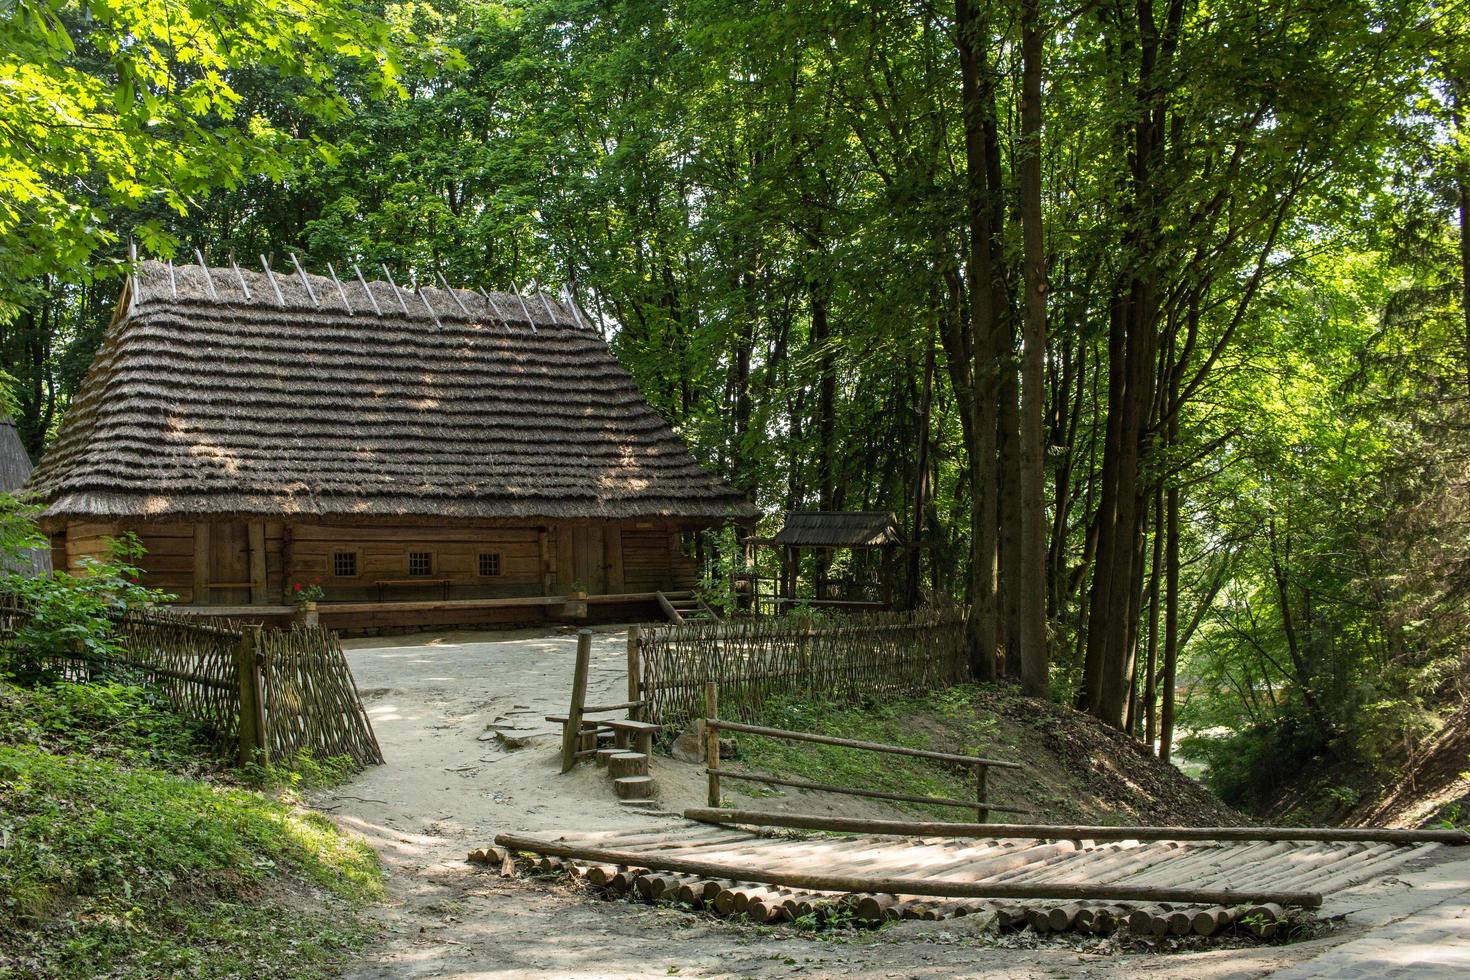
[1,601,382,768]
[635,606,970,727]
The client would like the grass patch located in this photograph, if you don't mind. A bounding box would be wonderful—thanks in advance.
[730,687,1006,820]
[0,679,381,978]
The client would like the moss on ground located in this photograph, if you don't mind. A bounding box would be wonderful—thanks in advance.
[0,680,381,978]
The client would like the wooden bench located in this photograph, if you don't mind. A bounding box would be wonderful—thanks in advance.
[604,718,658,756]
[374,577,452,601]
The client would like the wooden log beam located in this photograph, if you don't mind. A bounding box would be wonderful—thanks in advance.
[559,630,591,773]
[703,720,1022,770]
[682,809,1470,845]
[493,833,1325,908]
[706,770,1034,814]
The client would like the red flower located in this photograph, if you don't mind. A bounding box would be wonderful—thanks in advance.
[128,576,139,584]
[294,583,302,591]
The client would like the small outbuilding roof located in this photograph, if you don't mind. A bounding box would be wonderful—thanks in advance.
[1,419,52,575]
[770,511,901,548]
[28,261,758,524]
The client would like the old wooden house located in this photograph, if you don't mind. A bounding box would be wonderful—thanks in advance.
[27,260,757,630]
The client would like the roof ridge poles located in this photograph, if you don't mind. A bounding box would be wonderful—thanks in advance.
[259,255,286,307]
[413,276,442,328]
[381,264,411,316]
[290,253,320,307]
[513,283,538,333]
[438,271,472,318]
[476,287,512,333]
[167,258,178,298]
[229,253,251,301]
[534,283,558,324]
[128,240,143,304]
[326,263,354,315]
[353,263,382,316]
[562,285,589,330]
[194,249,219,300]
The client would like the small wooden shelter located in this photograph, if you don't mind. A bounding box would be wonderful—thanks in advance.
[27,260,757,630]
[764,511,902,611]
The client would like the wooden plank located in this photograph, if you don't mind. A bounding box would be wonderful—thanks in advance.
[539,528,553,593]
[604,524,625,592]
[683,809,1470,845]
[494,833,1326,908]
[707,771,1033,813]
[556,525,574,592]
[705,720,1021,769]
[290,525,540,543]
[705,683,720,806]
[248,521,267,605]
[193,524,209,602]
[560,630,592,773]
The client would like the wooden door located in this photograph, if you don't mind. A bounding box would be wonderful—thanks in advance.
[572,525,605,595]
[208,521,251,605]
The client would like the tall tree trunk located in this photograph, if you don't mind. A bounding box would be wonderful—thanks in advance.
[1143,481,1164,748]
[954,0,1005,681]
[1160,393,1180,763]
[998,367,1023,676]
[906,325,937,610]
[1017,0,1050,697]
[1451,75,1470,396]
[812,276,837,600]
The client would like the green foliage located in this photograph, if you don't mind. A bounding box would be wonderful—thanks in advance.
[0,677,206,772]
[0,526,169,683]
[0,680,380,977]
[0,0,407,310]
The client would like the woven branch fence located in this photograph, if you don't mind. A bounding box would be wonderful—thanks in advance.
[636,606,970,727]
[0,600,382,769]
[257,625,383,767]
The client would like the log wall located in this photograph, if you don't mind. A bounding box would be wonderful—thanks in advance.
[54,518,705,612]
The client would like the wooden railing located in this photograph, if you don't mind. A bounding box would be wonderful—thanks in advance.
[700,682,1026,823]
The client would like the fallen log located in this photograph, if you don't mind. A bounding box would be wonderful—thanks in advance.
[682,808,1470,845]
[494,832,1325,908]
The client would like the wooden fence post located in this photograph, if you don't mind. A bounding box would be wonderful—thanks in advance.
[561,629,592,773]
[705,681,720,807]
[627,625,642,721]
[975,764,988,824]
[235,625,268,767]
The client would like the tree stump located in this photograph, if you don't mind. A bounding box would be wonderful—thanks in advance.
[614,775,655,799]
[608,752,648,779]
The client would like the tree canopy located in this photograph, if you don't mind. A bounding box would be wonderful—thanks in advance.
[5,0,1469,816]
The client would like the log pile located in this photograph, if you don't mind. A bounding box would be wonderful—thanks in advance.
[466,812,1455,941]
[467,845,1311,938]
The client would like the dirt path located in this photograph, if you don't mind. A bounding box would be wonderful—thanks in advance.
[317,626,1470,979]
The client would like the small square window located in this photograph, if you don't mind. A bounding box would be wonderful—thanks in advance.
[332,551,357,578]
[479,552,501,577]
[408,551,433,577]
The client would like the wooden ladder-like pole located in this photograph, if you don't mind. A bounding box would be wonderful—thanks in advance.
[626,626,642,721]
[235,625,268,766]
[560,629,592,772]
[705,682,720,806]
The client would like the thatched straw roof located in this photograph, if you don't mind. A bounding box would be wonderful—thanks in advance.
[29,261,758,523]
[771,511,901,548]
[1,419,51,575]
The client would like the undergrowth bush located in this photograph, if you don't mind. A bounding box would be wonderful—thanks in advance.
[0,678,378,976]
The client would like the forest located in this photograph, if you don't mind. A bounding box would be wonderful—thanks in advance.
[4,0,1469,818]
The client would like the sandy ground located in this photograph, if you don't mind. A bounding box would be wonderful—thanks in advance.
[315,626,1470,979]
